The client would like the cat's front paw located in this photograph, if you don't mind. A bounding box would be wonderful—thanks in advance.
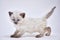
[10,35,21,38]
[10,35,15,37]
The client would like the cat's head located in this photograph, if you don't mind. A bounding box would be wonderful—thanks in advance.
[8,11,25,25]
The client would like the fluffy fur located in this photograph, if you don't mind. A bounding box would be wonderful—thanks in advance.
[9,6,56,38]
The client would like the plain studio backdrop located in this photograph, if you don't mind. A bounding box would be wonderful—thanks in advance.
[0,0,60,40]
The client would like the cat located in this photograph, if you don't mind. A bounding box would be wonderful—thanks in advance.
[8,6,56,38]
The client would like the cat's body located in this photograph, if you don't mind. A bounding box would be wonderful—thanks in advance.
[8,6,56,38]
[16,18,46,33]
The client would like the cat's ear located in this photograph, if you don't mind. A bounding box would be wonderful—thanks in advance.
[8,11,13,16]
[20,13,25,18]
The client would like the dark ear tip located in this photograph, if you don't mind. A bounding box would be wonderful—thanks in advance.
[22,13,25,15]
[8,11,10,13]
[8,11,13,16]
[22,13,25,18]
[20,13,25,18]
[8,11,12,13]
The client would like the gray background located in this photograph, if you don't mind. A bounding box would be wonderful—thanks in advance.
[0,0,60,40]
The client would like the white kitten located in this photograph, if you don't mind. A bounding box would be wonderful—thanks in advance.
[9,6,56,38]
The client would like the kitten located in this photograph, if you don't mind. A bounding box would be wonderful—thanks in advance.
[8,6,56,38]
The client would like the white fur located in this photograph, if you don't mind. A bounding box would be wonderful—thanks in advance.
[16,18,47,33]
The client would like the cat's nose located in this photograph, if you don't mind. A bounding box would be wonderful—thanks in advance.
[14,22,17,24]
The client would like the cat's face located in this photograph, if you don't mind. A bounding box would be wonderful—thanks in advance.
[8,11,25,25]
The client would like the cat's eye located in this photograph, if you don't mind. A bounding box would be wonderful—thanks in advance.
[12,19,15,21]
[17,19,20,21]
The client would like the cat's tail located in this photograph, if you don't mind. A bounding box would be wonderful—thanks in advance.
[43,6,56,19]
